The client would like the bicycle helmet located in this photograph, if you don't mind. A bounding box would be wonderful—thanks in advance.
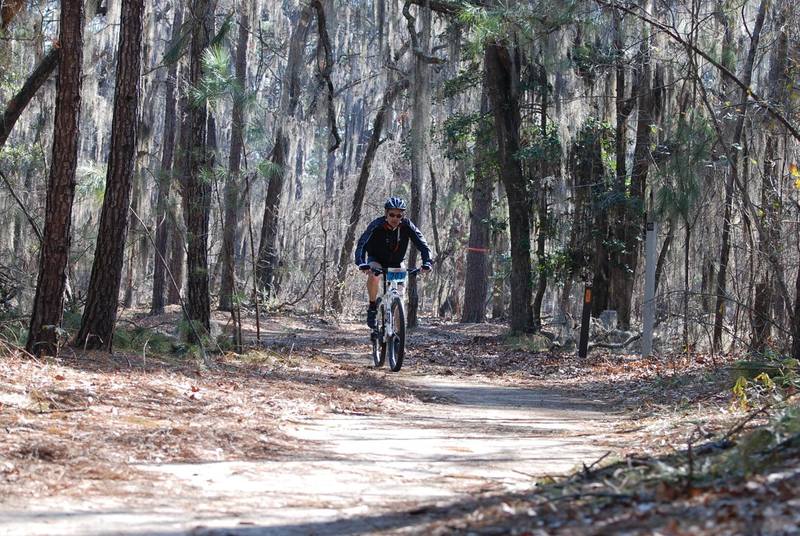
[384,197,407,210]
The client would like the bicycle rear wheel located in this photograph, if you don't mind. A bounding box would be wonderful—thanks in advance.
[388,296,405,372]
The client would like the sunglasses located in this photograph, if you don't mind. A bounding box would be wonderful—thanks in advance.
[387,212,404,219]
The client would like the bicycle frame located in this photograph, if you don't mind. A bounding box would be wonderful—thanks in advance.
[370,266,419,371]
[374,267,408,342]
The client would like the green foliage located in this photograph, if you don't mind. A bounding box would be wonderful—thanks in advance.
[0,319,28,347]
[574,117,614,174]
[0,144,46,173]
[257,160,283,181]
[442,64,483,99]
[655,112,714,221]
[114,327,175,355]
[516,122,562,166]
[570,40,614,83]
[189,45,238,107]
[730,354,799,409]
[76,163,107,202]
[505,332,551,352]
[458,0,579,57]
[441,112,483,159]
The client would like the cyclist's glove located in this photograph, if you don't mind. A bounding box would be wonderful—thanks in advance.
[358,263,371,272]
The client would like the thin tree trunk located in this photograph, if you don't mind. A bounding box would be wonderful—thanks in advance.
[531,62,551,331]
[0,47,59,150]
[26,0,84,357]
[713,0,768,351]
[151,3,183,315]
[611,4,654,330]
[219,5,250,312]
[752,5,788,353]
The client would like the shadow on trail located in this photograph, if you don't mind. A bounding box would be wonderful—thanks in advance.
[0,491,534,535]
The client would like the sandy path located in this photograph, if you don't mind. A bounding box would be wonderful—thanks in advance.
[0,323,618,535]
[0,381,613,535]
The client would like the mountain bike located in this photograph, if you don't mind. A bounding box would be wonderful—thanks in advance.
[370,267,419,372]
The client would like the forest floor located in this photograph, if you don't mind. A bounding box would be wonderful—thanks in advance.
[0,308,798,535]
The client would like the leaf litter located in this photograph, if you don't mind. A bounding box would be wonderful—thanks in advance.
[1,312,798,534]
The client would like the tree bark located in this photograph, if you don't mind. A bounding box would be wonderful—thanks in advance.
[531,62,552,331]
[405,0,432,329]
[151,3,183,315]
[712,0,767,351]
[219,5,250,312]
[330,77,411,313]
[609,2,654,330]
[484,42,533,334]
[752,5,788,353]
[461,89,493,323]
[72,0,143,351]
[26,0,84,357]
[184,0,217,336]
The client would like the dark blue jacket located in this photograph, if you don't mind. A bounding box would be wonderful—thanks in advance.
[355,216,433,268]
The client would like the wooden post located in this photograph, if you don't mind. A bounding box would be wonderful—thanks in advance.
[578,284,592,358]
[642,217,657,357]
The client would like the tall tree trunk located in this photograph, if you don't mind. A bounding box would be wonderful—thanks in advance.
[461,89,493,323]
[26,0,84,356]
[713,0,767,351]
[255,5,314,295]
[531,62,552,331]
[151,3,183,315]
[219,5,250,312]
[330,77,410,313]
[484,42,533,334]
[405,0,432,329]
[610,4,654,330]
[184,0,217,336]
[752,5,787,353]
[72,0,143,351]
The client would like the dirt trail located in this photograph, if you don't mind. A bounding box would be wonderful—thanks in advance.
[0,321,619,535]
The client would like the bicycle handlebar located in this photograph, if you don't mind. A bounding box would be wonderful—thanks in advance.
[371,267,423,276]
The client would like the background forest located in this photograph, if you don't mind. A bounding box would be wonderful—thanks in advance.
[0,0,799,359]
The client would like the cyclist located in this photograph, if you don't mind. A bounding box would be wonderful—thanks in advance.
[355,197,433,329]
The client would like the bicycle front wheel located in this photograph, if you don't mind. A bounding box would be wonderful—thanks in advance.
[371,332,384,367]
[388,296,405,372]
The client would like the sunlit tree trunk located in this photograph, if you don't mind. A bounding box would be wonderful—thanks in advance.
[26,0,84,356]
[405,0,432,329]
